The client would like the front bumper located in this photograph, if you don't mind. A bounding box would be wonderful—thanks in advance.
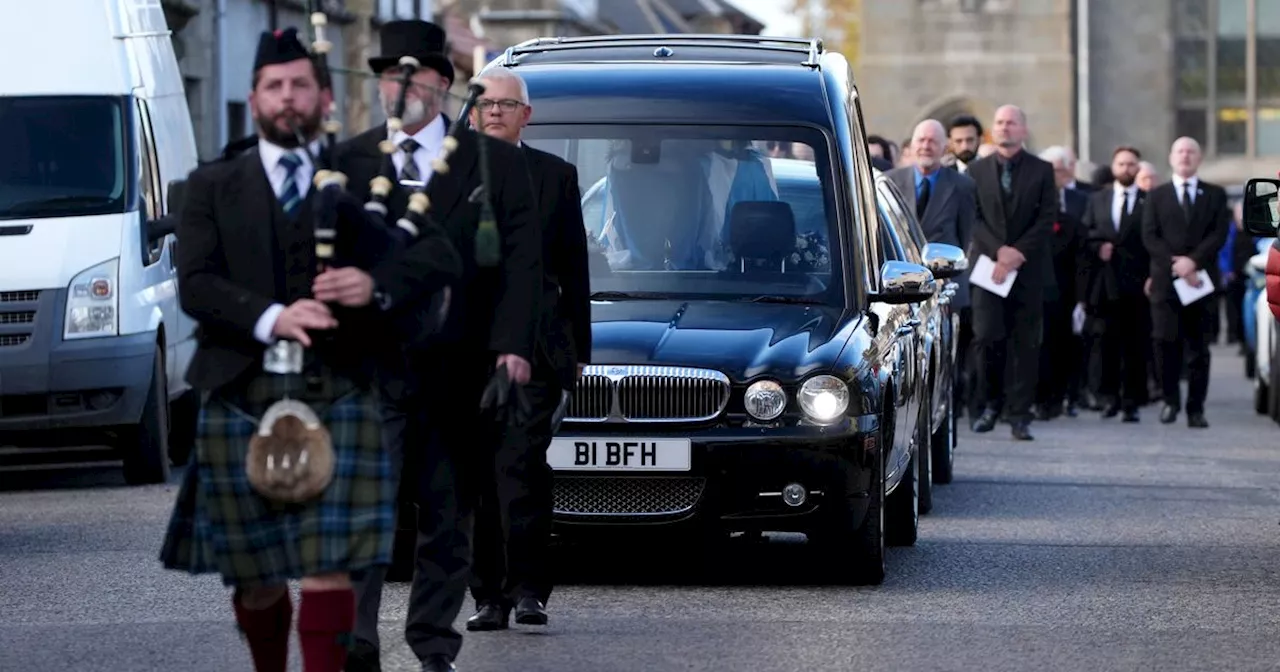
[0,288,156,437]
[550,414,879,539]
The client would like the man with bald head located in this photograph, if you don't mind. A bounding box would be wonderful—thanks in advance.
[1141,136,1231,428]
[964,104,1058,440]
[888,119,977,415]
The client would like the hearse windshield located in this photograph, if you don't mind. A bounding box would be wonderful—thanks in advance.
[524,125,843,304]
[0,95,128,221]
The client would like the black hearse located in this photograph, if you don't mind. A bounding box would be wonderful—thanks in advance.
[482,35,965,584]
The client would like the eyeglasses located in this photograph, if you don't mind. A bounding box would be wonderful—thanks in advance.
[475,98,524,113]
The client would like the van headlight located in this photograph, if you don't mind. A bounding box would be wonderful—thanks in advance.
[798,375,849,423]
[65,258,119,339]
[744,379,787,421]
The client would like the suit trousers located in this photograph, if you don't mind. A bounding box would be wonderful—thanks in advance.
[972,287,1043,424]
[469,375,559,609]
[1035,299,1080,409]
[1154,298,1214,415]
[1097,295,1151,411]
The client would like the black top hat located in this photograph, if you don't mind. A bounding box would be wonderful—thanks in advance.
[254,27,312,72]
[369,20,455,84]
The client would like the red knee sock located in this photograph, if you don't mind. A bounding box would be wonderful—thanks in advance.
[297,588,356,672]
[232,590,293,672]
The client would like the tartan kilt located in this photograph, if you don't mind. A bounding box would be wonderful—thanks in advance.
[158,369,394,588]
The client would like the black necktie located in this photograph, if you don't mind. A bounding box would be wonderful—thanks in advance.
[1180,183,1193,221]
[916,178,931,220]
[1000,160,1012,194]
[1120,190,1130,230]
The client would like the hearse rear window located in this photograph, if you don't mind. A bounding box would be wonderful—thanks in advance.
[525,125,842,304]
[0,96,128,220]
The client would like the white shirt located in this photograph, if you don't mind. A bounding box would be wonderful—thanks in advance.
[1172,174,1199,205]
[252,137,323,344]
[389,113,446,186]
[1111,181,1138,230]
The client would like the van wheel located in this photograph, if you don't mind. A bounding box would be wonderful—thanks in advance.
[120,345,171,485]
[168,389,199,467]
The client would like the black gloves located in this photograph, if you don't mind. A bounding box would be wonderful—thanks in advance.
[479,362,532,427]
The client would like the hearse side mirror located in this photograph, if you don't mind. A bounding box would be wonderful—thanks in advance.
[870,260,937,305]
[1243,178,1280,237]
[921,242,968,280]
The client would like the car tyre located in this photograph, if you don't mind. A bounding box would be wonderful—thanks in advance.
[120,344,172,485]
[932,392,955,485]
[885,450,918,547]
[916,394,934,515]
[1256,375,1269,415]
[815,437,885,586]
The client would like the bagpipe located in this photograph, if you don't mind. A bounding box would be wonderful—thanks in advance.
[249,7,507,503]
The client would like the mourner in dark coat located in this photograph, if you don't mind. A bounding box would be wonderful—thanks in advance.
[158,28,461,672]
[1081,146,1151,421]
[965,105,1058,441]
[333,20,543,672]
[1034,152,1088,419]
[462,68,592,632]
[1141,136,1231,428]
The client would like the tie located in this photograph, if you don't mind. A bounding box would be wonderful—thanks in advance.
[1180,182,1193,221]
[1000,160,1012,194]
[1120,190,1130,230]
[399,138,421,182]
[278,153,302,217]
[916,177,931,220]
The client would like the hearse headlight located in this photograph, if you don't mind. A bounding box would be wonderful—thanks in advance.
[65,257,119,339]
[744,379,787,421]
[799,375,849,423]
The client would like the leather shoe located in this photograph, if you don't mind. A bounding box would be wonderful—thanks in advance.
[465,602,509,631]
[421,655,456,672]
[971,409,997,433]
[1122,410,1139,423]
[514,596,548,626]
[1160,404,1178,424]
[345,640,381,672]
[1011,421,1033,441]
[1187,413,1209,428]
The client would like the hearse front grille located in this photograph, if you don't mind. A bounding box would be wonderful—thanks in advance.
[566,365,731,423]
[553,476,706,516]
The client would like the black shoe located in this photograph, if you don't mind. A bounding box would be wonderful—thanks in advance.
[345,640,382,672]
[514,596,548,626]
[1122,409,1139,423]
[971,409,998,433]
[465,602,510,631]
[1101,403,1119,419]
[1035,405,1053,421]
[1065,402,1079,417]
[1011,421,1034,441]
[1187,413,1209,428]
[1160,404,1178,424]
[421,655,456,672]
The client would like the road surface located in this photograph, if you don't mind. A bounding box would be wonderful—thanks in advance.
[3,344,1279,671]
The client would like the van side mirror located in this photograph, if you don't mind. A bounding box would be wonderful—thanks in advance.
[869,260,936,305]
[1243,178,1280,236]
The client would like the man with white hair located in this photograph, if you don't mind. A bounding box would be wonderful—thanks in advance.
[465,66,591,632]
[1034,145,1088,419]
[1136,161,1159,192]
[887,119,977,419]
[1141,136,1231,428]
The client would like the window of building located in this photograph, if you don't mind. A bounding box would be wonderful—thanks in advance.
[1174,0,1280,157]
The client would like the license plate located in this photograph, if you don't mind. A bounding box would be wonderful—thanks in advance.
[547,438,691,471]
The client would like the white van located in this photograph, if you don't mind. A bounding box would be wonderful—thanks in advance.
[0,0,200,484]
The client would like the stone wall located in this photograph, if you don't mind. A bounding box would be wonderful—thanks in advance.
[857,0,1075,153]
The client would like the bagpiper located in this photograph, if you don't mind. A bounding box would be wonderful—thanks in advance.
[158,26,462,672]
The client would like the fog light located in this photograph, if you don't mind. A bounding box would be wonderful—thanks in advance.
[782,483,807,507]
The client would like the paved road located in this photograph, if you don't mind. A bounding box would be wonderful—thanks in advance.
[3,345,1280,671]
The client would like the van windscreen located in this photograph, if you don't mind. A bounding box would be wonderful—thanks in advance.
[0,96,128,220]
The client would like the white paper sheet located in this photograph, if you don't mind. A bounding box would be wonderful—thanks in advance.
[1072,302,1087,335]
[969,254,1017,298]
[1172,271,1215,305]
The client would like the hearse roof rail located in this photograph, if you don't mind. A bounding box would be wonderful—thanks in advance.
[499,34,825,69]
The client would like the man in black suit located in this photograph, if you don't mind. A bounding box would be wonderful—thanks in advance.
[334,20,543,672]
[966,105,1058,440]
[1141,136,1231,428]
[1081,146,1151,422]
[1034,145,1088,419]
[462,67,591,631]
[162,28,462,672]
